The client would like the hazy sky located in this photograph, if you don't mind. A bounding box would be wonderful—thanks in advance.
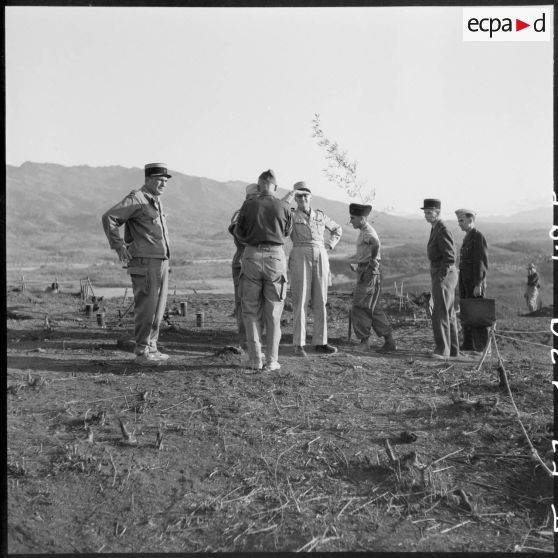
[5,5,553,216]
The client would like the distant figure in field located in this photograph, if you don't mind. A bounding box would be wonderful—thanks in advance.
[455,209,489,353]
[524,263,541,312]
[287,181,342,357]
[349,203,396,353]
[228,183,260,348]
[102,162,172,367]
[45,281,59,294]
[422,198,459,359]
[234,169,293,372]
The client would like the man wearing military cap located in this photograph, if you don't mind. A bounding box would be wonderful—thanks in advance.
[235,169,293,371]
[349,203,396,353]
[102,163,172,366]
[287,181,342,357]
[455,208,489,353]
[422,198,459,359]
[524,263,541,312]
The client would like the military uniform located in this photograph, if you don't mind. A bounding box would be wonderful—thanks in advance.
[228,184,260,345]
[234,170,293,370]
[351,221,392,342]
[289,191,342,349]
[102,164,171,362]
[424,199,459,358]
[457,226,489,351]
[349,204,394,350]
[525,265,540,312]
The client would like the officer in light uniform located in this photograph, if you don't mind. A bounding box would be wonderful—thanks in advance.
[349,203,396,353]
[286,181,342,356]
[102,163,172,366]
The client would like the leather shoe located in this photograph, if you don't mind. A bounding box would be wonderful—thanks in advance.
[294,345,308,357]
[315,344,338,354]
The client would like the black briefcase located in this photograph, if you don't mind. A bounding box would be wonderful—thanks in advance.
[459,298,496,327]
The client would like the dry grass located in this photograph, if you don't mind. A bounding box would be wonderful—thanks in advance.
[6,289,554,553]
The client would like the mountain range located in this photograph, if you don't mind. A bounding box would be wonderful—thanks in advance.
[5,162,551,262]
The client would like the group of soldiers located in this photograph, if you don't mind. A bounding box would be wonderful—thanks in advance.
[101,162,536,368]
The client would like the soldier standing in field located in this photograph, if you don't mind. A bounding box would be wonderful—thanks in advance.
[234,169,293,371]
[349,203,396,353]
[102,163,172,366]
[228,183,260,348]
[287,181,342,356]
[422,198,459,359]
[524,263,541,312]
[455,208,489,353]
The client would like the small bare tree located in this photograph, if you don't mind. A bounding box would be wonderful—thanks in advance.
[311,113,375,204]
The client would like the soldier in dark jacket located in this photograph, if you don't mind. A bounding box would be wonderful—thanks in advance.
[421,199,459,359]
[102,163,172,366]
[228,183,260,347]
[455,209,489,352]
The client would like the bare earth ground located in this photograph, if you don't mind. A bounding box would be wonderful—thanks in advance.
[6,289,555,553]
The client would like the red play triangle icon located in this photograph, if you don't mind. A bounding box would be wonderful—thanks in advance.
[516,19,530,31]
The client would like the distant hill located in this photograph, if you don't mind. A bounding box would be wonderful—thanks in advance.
[6,162,552,263]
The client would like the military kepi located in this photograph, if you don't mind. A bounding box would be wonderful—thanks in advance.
[421,198,441,210]
[349,203,372,217]
[293,181,311,195]
[145,163,172,179]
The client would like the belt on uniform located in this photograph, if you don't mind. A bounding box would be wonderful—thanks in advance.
[430,264,456,270]
[292,241,324,247]
[246,242,283,249]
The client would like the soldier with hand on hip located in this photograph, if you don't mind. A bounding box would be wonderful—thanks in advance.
[287,181,342,357]
[102,163,172,366]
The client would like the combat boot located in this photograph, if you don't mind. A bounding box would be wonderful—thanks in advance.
[376,332,396,353]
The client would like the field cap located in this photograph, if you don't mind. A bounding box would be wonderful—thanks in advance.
[258,169,277,186]
[455,208,476,218]
[293,181,311,196]
[421,198,441,210]
[349,203,372,217]
[245,183,259,197]
[145,163,171,179]
[527,263,536,270]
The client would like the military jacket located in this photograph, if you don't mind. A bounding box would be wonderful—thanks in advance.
[356,222,381,273]
[102,186,170,259]
[235,194,293,246]
[290,208,342,249]
[527,271,540,288]
[427,220,455,273]
[458,228,488,288]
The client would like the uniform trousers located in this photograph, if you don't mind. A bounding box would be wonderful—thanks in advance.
[232,264,247,344]
[128,257,169,355]
[351,266,392,340]
[525,286,539,312]
[458,272,489,352]
[240,245,287,365]
[289,243,329,346]
[430,266,459,357]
